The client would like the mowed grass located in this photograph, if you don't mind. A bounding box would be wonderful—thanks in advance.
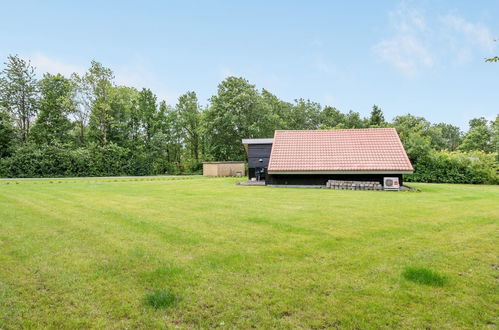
[0,177,498,328]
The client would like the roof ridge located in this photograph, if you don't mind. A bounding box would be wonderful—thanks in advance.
[274,128,395,132]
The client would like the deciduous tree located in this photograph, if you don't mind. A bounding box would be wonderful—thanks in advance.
[31,74,76,145]
[0,55,38,144]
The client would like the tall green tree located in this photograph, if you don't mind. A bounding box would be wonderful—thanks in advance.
[430,123,462,151]
[369,104,385,126]
[260,89,292,130]
[287,99,322,130]
[344,110,367,128]
[392,114,433,162]
[459,117,493,153]
[0,110,17,157]
[320,106,346,128]
[137,88,158,147]
[85,61,115,145]
[492,115,499,156]
[177,91,201,162]
[160,101,183,166]
[204,77,269,160]
[0,55,38,144]
[30,74,76,145]
[107,86,139,147]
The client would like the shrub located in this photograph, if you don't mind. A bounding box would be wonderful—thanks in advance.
[406,150,498,184]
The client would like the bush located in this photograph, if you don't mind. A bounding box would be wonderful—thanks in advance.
[0,143,132,178]
[406,150,498,184]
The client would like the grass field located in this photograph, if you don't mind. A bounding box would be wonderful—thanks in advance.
[0,177,498,328]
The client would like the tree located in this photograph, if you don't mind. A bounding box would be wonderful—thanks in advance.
[344,110,367,128]
[287,99,321,130]
[85,61,115,145]
[392,114,433,162]
[320,106,346,128]
[260,89,292,130]
[30,74,76,145]
[107,86,139,147]
[0,110,17,157]
[459,118,493,153]
[137,88,158,147]
[0,55,38,144]
[160,101,183,167]
[492,115,499,157]
[369,104,385,126]
[204,77,270,160]
[177,91,201,162]
[430,123,462,151]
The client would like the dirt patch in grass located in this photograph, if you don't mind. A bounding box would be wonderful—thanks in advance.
[402,266,446,286]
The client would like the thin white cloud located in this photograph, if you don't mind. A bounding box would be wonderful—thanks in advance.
[374,36,433,76]
[373,3,433,76]
[373,2,496,75]
[30,52,178,103]
[440,14,496,64]
[31,52,85,77]
[441,14,495,51]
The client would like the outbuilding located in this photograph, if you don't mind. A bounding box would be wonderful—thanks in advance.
[242,128,413,189]
[203,161,245,177]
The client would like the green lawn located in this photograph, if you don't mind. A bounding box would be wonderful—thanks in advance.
[0,177,498,328]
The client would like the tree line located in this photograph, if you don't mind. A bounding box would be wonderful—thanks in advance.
[0,55,497,183]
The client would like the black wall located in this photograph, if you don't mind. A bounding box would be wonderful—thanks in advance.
[266,173,404,186]
[247,144,272,179]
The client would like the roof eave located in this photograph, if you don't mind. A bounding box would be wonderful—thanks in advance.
[268,170,414,175]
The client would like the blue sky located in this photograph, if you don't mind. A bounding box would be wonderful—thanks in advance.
[1,0,498,129]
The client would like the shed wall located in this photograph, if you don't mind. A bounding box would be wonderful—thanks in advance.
[203,163,245,177]
[203,163,219,176]
[217,163,245,177]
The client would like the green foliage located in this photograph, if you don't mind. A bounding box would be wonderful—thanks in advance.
[176,91,201,161]
[0,143,136,178]
[204,77,273,161]
[320,106,345,128]
[287,98,322,130]
[0,55,497,183]
[369,104,385,126]
[402,267,446,287]
[430,123,462,151]
[30,74,76,145]
[406,150,498,184]
[0,55,38,143]
[0,110,17,157]
[143,289,179,309]
[459,118,493,153]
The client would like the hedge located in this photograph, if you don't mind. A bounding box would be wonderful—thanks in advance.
[405,150,498,184]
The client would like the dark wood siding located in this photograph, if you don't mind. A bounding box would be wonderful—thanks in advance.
[266,174,404,186]
[247,143,272,179]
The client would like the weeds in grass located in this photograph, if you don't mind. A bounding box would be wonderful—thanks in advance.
[402,266,446,286]
[144,289,179,309]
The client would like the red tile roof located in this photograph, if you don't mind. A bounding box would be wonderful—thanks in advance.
[268,128,413,173]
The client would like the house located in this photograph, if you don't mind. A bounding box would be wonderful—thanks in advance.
[242,128,413,188]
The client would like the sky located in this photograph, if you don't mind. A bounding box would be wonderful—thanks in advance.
[1,0,498,130]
